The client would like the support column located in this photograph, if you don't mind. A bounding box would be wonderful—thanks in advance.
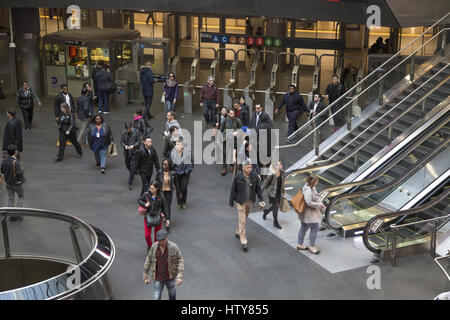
[219,16,226,65]
[11,8,42,96]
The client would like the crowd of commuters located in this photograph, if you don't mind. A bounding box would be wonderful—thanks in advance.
[0,67,342,300]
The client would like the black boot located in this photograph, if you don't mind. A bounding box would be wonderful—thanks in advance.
[273,221,282,229]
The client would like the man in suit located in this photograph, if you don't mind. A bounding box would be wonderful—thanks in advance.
[307,93,328,142]
[250,104,273,169]
[2,110,23,157]
[54,83,75,124]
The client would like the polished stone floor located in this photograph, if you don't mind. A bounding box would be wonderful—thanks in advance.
[0,93,446,300]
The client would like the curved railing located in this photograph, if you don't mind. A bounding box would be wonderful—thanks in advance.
[277,15,450,151]
[0,208,115,300]
[363,186,450,254]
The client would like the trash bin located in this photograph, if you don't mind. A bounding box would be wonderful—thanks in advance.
[114,80,128,107]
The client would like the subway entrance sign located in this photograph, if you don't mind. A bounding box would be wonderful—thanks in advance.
[200,32,344,50]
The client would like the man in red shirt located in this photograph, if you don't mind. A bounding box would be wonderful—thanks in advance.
[143,230,184,300]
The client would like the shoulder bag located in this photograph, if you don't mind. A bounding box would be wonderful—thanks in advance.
[145,198,162,227]
[12,159,24,185]
[291,189,306,215]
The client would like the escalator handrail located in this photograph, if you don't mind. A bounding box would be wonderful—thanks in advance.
[323,109,450,195]
[284,75,450,180]
[278,26,450,149]
[363,188,450,253]
[324,138,449,230]
[320,65,450,162]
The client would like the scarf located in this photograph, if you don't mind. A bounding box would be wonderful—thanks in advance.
[166,79,177,87]
[134,115,143,121]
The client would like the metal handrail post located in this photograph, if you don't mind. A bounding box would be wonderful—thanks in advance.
[410,53,416,82]
[391,227,397,266]
[2,217,10,258]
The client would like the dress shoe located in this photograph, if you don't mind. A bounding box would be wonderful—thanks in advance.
[128,185,133,190]
[262,209,269,220]
[273,222,282,229]
[101,167,106,174]
[54,158,62,163]
[221,169,227,176]
[242,244,248,252]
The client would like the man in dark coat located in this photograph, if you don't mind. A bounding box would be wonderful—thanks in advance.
[307,93,328,142]
[3,110,23,155]
[325,75,346,132]
[250,104,274,166]
[16,81,41,132]
[135,136,160,195]
[140,62,155,120]
[275,85,307,142]
[54,83,75,123]
[94,61,113,114]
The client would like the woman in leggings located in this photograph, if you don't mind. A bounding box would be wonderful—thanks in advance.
[262,161,285,229]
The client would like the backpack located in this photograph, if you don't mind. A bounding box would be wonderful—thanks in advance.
[291,189,306,215]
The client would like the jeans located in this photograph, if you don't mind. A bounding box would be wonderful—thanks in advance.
[94,147,107,168]
[124,151,136,185]
[154,278,177,300]
[77,119,90,145]
[202,99,217,126]
[21,107,33,130]
[174,173,190,206]
[143,95,153,119]
[98,89,110,112]
[165,100,175,112]
[57,130,83,160]
[297,222,320,247]
[6,184,24,207]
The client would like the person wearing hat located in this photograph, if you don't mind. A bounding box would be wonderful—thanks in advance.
[229,161,265,252]
[200,76,220,129]
[143,229,184,300]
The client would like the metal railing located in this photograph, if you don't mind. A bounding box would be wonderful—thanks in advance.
[435,253,450,282]
[0,208,115,300]
[363,186,450,265]
[277,12,450,151]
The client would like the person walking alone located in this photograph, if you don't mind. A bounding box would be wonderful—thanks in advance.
[54,103,82,162]
[163,73,178,112]
[94,61,113,114]
[262,161,285,229]
[170,140,193,210]
[140,62,155,119]
[200,76,220,128]
[275,84,306,143]
[229,161,265,252]
[2,110,23,157]
[325,75,345,132]
[121,122,140,190]
[136,137,160,195]
[77,88,94,145]
[143,229,184,300]
[1,145,25,221]
[86,114,114,174]
[16,81,41,133]
[297,174,326,254]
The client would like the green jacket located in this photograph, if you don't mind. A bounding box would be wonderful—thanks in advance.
[143,240,184,281]
[262,171,285,199]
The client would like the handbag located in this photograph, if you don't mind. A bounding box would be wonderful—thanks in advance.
[138,195,149,216]
[161,94,166,103]
[107,142,118,157]
[145,198,162,227]
[107,83,117,94]
[291,189,306,215]
[280,196,290,213]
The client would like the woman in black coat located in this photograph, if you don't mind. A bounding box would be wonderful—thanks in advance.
[55,103,82,162]
[156,158,175,231]
[16,81,41,132]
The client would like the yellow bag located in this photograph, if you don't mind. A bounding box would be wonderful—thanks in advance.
[56,138,72,146]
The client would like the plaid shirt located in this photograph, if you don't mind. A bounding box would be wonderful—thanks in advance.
[155,246,171,281]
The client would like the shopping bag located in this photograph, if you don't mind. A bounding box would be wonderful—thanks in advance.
[107,142,118,157]
[280,197,290,213]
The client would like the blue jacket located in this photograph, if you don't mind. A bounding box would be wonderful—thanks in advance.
[94,69,113,90]
[140,68,155,97]
[277,92,307,113]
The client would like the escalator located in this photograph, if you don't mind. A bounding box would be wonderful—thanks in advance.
[284,65,450,199]
[324,113,449,236]
[363,175,449,258]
